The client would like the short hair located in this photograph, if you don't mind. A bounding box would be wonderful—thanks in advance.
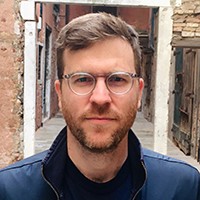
[56,12,141,79]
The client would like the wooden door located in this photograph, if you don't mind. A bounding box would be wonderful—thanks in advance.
[172,48,196,155]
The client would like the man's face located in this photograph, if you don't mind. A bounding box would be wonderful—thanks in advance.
[55,37,144,154]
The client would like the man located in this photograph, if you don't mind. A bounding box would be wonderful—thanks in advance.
[0,13,199,200]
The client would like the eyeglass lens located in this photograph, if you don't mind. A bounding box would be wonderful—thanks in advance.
[70,73,95,95]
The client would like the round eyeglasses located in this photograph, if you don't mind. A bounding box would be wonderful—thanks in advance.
[62,71,139,96]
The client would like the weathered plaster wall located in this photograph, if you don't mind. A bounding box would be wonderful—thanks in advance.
[0,0,24,168]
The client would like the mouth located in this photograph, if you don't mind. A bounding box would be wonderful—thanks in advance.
[85,117,116,124]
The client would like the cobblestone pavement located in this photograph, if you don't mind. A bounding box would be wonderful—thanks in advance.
[35,112,200,171]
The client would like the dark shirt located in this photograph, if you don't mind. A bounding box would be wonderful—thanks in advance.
[64,154,134,200]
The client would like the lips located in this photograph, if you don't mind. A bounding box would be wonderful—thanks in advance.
[81,109,120,123]
[86,117,115,120]
[85,117,116,124]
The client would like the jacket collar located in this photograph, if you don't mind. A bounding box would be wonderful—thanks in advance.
[41,127,146,198]
[42,126,67,197]
[128,130,147,198]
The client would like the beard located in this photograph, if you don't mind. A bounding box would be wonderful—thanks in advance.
[62,101,137,154]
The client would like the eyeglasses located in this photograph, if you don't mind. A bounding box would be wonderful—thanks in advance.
[62,71,139,96]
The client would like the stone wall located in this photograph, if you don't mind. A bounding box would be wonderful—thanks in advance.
[0,0,24,168]
[173,0,200,39]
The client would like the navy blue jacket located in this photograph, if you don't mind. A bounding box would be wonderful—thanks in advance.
[0,127,199,200]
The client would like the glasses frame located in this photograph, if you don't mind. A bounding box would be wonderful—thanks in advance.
[62,71,140,96]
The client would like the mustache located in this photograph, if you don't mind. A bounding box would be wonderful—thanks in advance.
[81,103,120,119]
[91,103,110,115]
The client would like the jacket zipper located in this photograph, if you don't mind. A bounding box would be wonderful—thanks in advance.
[132,161,147,200]
[41,165,60,200]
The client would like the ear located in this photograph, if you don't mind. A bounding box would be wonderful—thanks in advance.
[55,80,62,111]
[137,78,144,109]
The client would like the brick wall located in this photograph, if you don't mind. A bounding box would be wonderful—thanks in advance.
[173,0,200,39]
[0,0,24,168]
[119,7,150,31]
[68,5,91,21]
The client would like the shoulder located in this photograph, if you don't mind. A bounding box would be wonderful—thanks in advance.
[0,151,47,181]
[0,151,48,185]
[141,148,200,199]
[143,148,199,191]
[0,150,47,174]
[143,148,199,175]
[0,151,52,200]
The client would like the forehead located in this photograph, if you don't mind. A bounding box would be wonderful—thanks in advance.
[63,37,135,74]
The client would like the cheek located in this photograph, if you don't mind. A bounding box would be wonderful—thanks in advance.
[61,94,87,116]
[61,97,76,123]
[117,93,139,114]
[113,95,134,113]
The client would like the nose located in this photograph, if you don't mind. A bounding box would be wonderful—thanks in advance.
[89,78,112,105]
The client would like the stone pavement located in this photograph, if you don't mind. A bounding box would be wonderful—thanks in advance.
[35,112,200,171]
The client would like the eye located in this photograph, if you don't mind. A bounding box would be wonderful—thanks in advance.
[110,76,124,82]
[71,74,94,86]
[108,75,128,85]
[77,77,90,82]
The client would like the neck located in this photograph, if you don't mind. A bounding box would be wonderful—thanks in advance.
[67,130,128,183]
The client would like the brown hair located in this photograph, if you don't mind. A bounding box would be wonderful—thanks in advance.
[56,12,141,79]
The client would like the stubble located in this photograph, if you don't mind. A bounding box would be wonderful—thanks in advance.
[62,101,138,154]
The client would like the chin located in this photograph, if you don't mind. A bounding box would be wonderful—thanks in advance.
[84,143,118,154]
[82,135,121,154]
